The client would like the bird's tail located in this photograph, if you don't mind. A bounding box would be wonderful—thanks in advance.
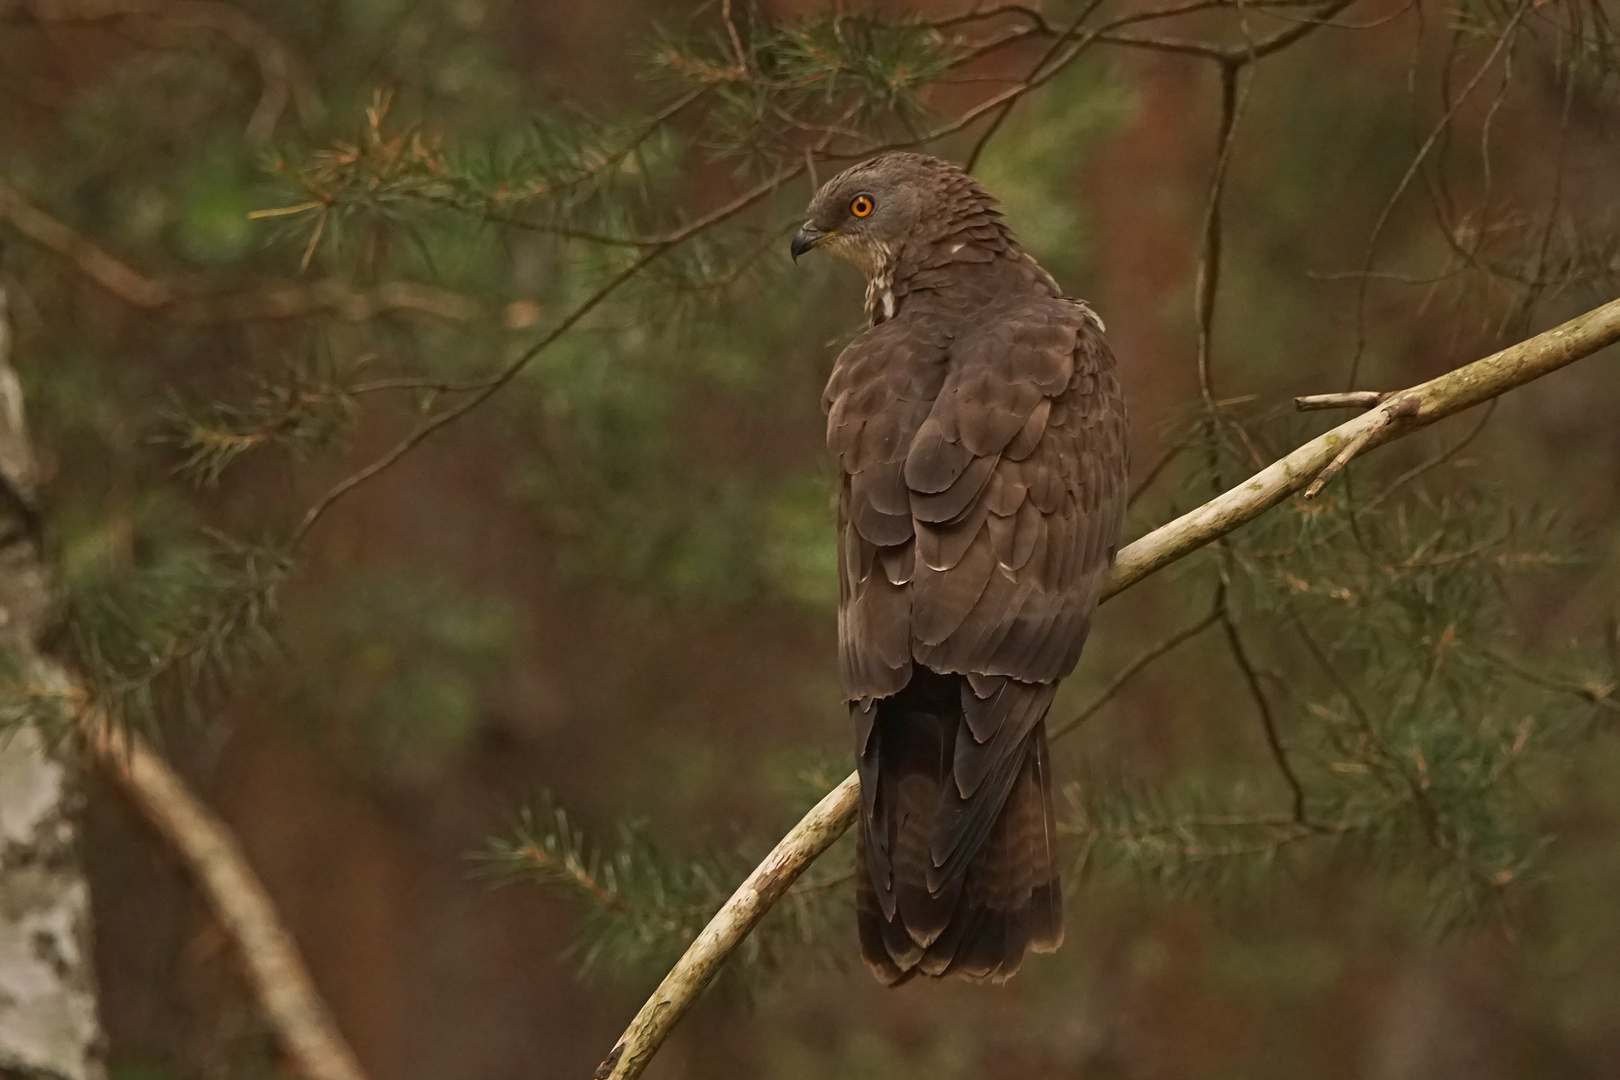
[855,667,1063,985]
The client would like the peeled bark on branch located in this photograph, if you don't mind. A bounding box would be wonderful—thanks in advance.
[596,294,1620,1080]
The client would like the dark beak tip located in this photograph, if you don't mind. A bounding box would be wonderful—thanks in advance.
[790,228,817,264]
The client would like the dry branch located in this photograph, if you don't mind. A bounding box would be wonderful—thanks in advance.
[85,720,370,1080]
[590,774,861,1080]
[0,285,363,1080]
[1295,390,1387,410]
[595,294,1620,1080]
[0,179,518,324]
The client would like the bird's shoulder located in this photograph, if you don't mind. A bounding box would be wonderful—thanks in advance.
[942,292,1114,389]
[822,308,953,418]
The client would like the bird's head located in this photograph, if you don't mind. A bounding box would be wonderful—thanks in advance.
[791,152,973,279]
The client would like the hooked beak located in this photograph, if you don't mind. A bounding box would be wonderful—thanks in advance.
[791,224,829,263]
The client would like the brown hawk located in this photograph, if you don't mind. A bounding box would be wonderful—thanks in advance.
[792,153,1128,984]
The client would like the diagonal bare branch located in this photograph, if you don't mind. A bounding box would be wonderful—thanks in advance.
[84,717,370,1080]
[595,293,1620,1080]
[1048,608,1220,742]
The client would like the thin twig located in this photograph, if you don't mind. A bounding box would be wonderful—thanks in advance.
[1302,395,1420,499]
[28,0,324,142]
[1096,0,1359,61]
[291,166,805,541]
[1126,437,1189,508]
[1195,58,1245,416]
[1220,605,1308,822]
[1344,0,1533,387]
[1295,391,1387,410]
[1485,650,1620,714]
[595,295,1620,1080]
[964,0,1105,171]
[1049,607,1221,742]
[1283,599,1379,739]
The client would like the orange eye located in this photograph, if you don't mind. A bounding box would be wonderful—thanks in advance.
[850,195,875,218]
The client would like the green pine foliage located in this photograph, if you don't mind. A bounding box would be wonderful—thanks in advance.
[0,531,291,741]
[489,442,1616,983]
[482,784,854,992]
[5,0,1620,1034]
[165,358,359,488]
[1070,415,1610,931]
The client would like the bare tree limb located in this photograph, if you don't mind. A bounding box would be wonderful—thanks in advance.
[1048,607,1220,742]
[83,719,370,1080]
[1302,396,1418,498]
[0,285,366,1080]
[594,293,1620,1080]
[0,178,521,324]
[589,773,860,1080]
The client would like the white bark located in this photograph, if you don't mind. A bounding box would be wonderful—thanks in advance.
[0,286,105,1080]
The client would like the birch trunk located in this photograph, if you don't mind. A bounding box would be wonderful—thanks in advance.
[0,285,106,1080]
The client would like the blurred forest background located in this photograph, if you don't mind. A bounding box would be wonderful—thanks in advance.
[2,0,1620,1077]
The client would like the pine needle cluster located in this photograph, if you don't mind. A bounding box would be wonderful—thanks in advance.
[481,784,854,993]
[1,531,290,742]
[165,360,358,488]
[1067,412,1613,931]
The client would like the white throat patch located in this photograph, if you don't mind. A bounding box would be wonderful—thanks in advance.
[863,259,897,324]
[824,233,897,324]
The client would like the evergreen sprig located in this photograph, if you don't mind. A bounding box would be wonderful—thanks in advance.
[1060,412,1609,930]
[58,533,291,736]
[482,787,853,991]
[165,361,358,488]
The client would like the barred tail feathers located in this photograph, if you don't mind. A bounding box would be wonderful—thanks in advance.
[855,666,1063,984]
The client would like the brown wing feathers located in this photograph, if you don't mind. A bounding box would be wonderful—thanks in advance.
[830,296,1125,985]
[814,154,1126,986]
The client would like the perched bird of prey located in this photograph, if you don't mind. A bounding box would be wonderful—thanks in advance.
[792,152,1128,984]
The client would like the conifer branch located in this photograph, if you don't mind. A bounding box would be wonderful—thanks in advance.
[291,162,817,540]
[0,178,515,323]
[595,293,1620,1080]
